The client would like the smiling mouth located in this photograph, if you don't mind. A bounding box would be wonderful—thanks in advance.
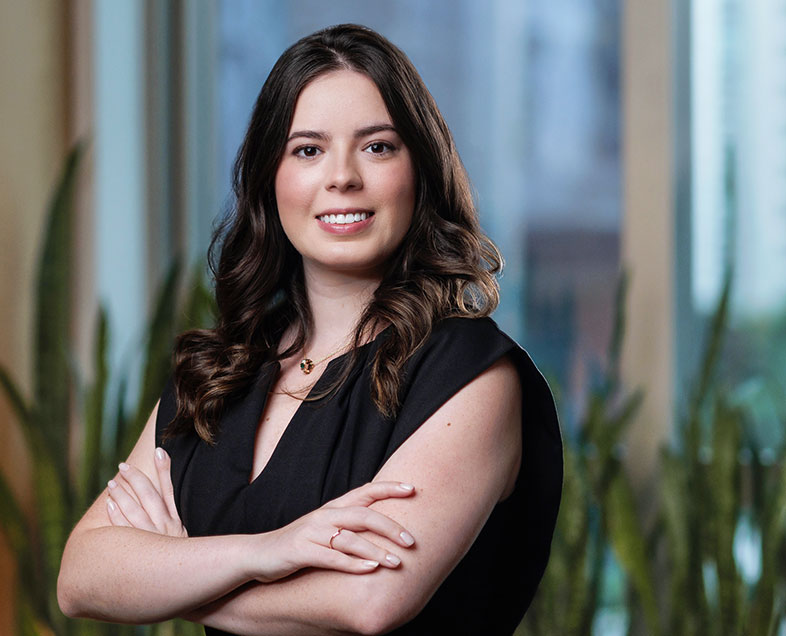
[317,211,374,225]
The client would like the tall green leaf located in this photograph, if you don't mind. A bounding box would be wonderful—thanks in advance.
[0,366,31,425]
[605,471,660,635]
[33,142,84,468]
[79,307,110,513]
[748,457,786,634]
[123,260,182,456]
[710,396,742,633]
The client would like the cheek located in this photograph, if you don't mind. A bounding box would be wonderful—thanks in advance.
[393,169,417,226]
[274,163,299,212]
[375,164,416,212]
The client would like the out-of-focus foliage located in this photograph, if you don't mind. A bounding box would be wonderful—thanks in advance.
[518,272,786,636]
[0,145,214,635]
[517,273,653,636]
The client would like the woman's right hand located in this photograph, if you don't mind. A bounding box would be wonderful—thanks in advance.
[253,481,417,582]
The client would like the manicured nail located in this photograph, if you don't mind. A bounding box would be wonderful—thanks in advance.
[385,554,401,567]
[107,498,116,512]
[107,479,117,489]
[362,560,379,569]
[400,531,415,546]
[118,462,129,472]
[155,447,165,461]
[398,483,414,492]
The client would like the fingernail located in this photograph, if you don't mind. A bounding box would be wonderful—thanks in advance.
[107,479,117,489]
[107,498,116,512]
[362,560,379,569]
[118,462,129,472]
[155,447,165,461]
[398,483,414,492]
[400,531,415,546]
[385,554,401,566]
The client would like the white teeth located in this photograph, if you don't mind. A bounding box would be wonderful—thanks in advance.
[318,212,370,225]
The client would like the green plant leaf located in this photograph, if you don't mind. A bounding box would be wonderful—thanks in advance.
[709,395,742,632]
[0,364,31,425]
[123,260,182,457]
[748,456,786,633]
[0,470,45,627]
[605,268,629,391]
[15,593,44,636]
[31,449,68,633]
[33,142,84,474]
[179,264,217,333]
[605,469,660,636]
[686,269,732,445]
[79,307,110,512]
[660,449,690,634]
[0,471,32,567]
[112,375,130,473]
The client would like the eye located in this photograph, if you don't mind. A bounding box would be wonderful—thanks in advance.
[294,145,322,158]
[364,141,395,155]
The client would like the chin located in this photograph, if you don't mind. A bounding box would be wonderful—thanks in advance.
[310,248,392,273]
[305,255,387,279]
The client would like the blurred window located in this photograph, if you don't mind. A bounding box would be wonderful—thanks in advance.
[681,0,786,446]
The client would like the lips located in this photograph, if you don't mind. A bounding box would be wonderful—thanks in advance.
[316,209,375,234]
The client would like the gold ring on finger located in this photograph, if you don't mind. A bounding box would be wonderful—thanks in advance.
[329,527,343,550]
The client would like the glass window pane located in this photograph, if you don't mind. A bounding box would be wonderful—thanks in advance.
[688,0,786,444]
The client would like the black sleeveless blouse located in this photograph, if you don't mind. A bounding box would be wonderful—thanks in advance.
[156,317,562,635]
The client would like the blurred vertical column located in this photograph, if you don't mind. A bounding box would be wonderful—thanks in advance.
[0,1,69,631]
[621,0,675,488]
[146,0,218,294]
[70,0,96,458]
[93,0,147,405]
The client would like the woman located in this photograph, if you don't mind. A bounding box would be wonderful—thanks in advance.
[58,24,562,635]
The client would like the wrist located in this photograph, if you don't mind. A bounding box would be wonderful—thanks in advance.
[230,532,270,583]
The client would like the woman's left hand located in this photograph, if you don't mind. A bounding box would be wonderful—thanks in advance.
[106,448,188,538]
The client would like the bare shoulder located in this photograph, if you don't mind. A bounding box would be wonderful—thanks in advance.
[382,353,522,502]
[447,353,522,430]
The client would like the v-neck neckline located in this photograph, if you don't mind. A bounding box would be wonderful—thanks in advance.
[244,328,389,487]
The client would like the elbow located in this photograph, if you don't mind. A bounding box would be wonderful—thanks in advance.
[57,568,82,619]
[57,543,94,620]
[349,603,414,636]
[344,578,424,636]
[350,613,399,636]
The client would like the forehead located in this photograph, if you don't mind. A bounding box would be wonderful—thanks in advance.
[288,70,392,130]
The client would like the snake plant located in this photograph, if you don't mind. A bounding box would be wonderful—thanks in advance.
[0,145,213,635]
[519,271,786,636]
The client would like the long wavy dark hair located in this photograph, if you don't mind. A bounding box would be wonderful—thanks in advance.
[168,24,502,442]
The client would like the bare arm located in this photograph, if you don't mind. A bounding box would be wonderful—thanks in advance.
[57,402,416,626]
[184,356,523,635]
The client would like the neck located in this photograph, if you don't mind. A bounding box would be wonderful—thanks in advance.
[300,265,382,355]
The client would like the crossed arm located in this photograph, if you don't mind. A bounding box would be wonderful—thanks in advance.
[57,357,522,635]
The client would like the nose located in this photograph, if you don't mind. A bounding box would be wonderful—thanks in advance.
[325,149,362,192]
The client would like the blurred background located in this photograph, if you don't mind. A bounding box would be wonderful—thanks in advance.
[1,0,785,634]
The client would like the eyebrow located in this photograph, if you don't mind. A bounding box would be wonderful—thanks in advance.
[286,124,398,143]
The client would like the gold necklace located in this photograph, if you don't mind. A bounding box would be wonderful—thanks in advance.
[298,341,351,374]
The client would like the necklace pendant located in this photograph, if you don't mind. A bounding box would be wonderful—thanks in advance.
[300,358,315,374]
